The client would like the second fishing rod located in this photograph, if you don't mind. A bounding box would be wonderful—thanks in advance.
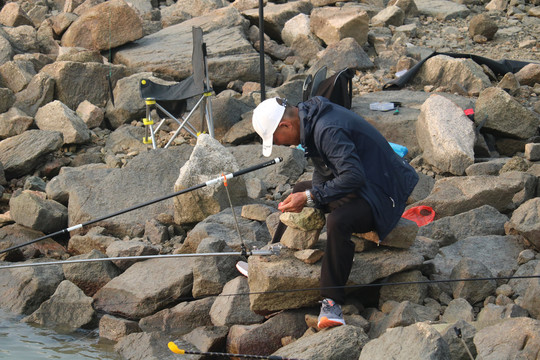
[0,157,283,256]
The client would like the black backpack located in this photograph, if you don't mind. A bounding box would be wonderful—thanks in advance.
[303,67,355,109]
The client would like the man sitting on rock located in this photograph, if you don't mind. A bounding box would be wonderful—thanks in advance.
[252,96,418,329]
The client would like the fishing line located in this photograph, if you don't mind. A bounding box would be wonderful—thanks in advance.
[86,274,540,309]
[0,158,282,256]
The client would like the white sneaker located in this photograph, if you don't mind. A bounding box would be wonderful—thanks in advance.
[236,261,248,277]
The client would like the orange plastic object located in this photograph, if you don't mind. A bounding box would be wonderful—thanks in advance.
[402,206,435,227]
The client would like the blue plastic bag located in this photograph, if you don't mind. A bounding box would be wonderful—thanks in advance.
[389,142,408,157]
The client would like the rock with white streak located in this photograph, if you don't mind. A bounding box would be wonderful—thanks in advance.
[416,95,475,175]
[174,135,248,225]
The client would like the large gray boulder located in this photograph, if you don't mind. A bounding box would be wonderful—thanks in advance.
[412,55,491,96]
[418,205,508,247]
[371,5,405,27]
[62,249,121,296]
[174,135,248,225]
[310,6,369,46]
[0,88,15,114]
[23,280,96,331]
[273,325,369,360]
[93,257,194,320]
[504,196,540,251]
[13,72,55,117]
[416,172,537,218]
[520,261,540,319]
[414,0,470,20]
[61,0,143,51]
[114,7,277,87]
[473,317,540,359]
[181,208,270,254]
[227,310,307,357]
[0,60,36,93]
[47,146,192,237]
[309,37,374,74]
[0,2,33,27]
[281,13,310,47]
[105,239,160,271]
[229,144,307,189]
[360,322,451,359]
[210,276,264,326]
[242,1,312,41]
[0,261,64,315]
[0,33,13,65]
[9,190,68,233]
[35,100,91,144]
[514,63,540,87]
[0,130,63,180]
[450,257,496,304]
[369,301,440,339]
[475,86,540,140]
[379,270,428,306]
[115,331,183,360]
[0,107,33,139]
[3,25,39,54]
[248,246,424,313]
[0,224,66,261]
[138,297,214,336]
[40,60,127,109]
[430,235,525,283]
[416,94,475,175]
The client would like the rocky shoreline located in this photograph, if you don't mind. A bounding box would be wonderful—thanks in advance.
[1,0,540,359]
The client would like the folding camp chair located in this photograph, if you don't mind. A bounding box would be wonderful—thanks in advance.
[139,26,214,149]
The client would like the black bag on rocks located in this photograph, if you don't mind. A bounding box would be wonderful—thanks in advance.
[313,68,355,110]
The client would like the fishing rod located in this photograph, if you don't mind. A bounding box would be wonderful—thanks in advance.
[168,341,304,360]
[0,157,283,256]
[0,247,281,270]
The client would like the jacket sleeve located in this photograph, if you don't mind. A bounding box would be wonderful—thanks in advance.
[310,126,367,204]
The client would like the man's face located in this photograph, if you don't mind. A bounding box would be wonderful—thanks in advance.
[273,111,301,147]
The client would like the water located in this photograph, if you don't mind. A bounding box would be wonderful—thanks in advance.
[0,309,120,360]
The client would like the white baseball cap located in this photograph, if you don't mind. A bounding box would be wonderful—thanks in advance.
[252,97,287,157]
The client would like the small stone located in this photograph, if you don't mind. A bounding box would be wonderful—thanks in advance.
[517,249,536,265]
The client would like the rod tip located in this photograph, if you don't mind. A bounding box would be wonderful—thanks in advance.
[168,342,185,354]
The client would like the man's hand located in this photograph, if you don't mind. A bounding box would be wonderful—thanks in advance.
[278,192,307,213]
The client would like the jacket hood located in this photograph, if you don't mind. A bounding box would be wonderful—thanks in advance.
[299,97,333,156]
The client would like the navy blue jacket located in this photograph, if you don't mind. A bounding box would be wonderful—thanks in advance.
[299,97,419,240]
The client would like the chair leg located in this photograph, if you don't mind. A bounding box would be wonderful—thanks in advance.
[143,99,157,150]
[163,96,205,148]
[204,92,214,138]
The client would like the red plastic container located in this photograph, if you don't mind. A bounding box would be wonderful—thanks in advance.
[402,206,436,227]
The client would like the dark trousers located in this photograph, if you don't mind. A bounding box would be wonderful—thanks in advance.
[271,181,375,304]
